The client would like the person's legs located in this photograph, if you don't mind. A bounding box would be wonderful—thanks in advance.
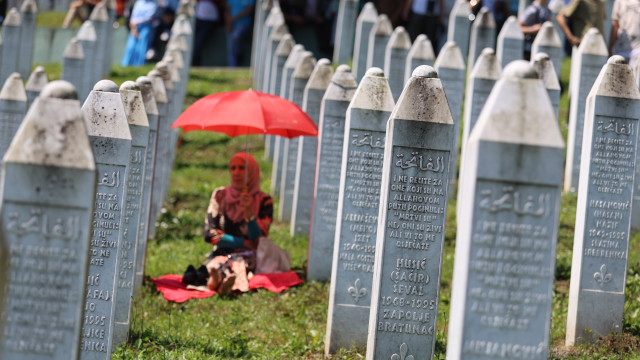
[193,19,216,66]
[226,21,251,67]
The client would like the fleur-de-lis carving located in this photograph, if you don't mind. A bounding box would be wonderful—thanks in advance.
[347,278,367,303]
[391,343,414,360]
[594,264,612,287]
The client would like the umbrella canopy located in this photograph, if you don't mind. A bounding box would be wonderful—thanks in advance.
[171,89,318,138]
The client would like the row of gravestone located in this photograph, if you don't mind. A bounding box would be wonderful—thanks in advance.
[0,1,197,358]
[247,1,640,358]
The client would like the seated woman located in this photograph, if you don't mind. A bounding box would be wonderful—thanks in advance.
[203,152,287,295]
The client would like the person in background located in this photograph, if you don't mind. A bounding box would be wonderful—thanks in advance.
[556,0,604,47]
[519,0,552,59]
[225,0,255,67]
[192,0,222,66]
[62,0,102,28]
[0,0,6,26]
[608,0,640,70]
[376,0,408,27]
[404,0,445,50]
[146,6,176,61]
[121,0,158,66]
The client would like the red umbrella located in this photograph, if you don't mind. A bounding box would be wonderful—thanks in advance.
[171,89,318,138]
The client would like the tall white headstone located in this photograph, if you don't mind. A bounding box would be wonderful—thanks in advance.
[89,3,109,81]
[0,9,22,85]
[531,52,561,120]
[333,0,359,64]
[18,0,37,80]
[0,73,27,157]
[147,70,168,241]
[448,0,472,61]
[496,16,524,68]
[531,22,563,78]
[405,34,435,82]
[447,61,565,359]
[62,38,85,97]
[467,8,496,68]
[262,23,289,99]
[77,21,97,102]
[25,66,48,109]
[384,26,412,102]
[567,56,640,345]
[258,6,284,93]
[366,15,393,71]
[353,2,378,82]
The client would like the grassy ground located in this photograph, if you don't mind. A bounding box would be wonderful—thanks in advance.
[40,60,640,359]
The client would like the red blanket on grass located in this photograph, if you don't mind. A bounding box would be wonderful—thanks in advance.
[152,271,304,303]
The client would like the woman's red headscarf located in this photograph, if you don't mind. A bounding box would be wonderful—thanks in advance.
[224,152,263,222]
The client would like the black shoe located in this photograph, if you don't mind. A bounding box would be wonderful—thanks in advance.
[195,265,210,286]
[182,265,197,285]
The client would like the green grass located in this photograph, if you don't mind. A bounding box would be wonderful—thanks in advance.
[41,59,640,358]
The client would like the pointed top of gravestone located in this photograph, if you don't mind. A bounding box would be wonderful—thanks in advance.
[372,14,393,36]
[473,7,495,29]
[26,66,49,92]
[120,83,149,127]
[136,76,159,115]
[165,48,185,69]
[4,7,21,26]
[77,20,97,41]
[531,53,560,90]
[350,67,395,110]
[388,26,411,49]
[20,0,37,13]
[409,34,435,61]
[178,0,195,17]
[391,65,453,122]
[89,2,109,22]
[589,55,640,99]
[270,23,289,42]
[471,60,563,148]
[154,62,174,90]
[434,41,465,70]
[40,80,77,99]
[307,59,333,90]
[63,38,84,59]
[106,0,116,10]
[162,57,181,83]
[452,0,472,16]
[498,16,523,40]
[82,82,131,140]
[147,71,168,103]
[532,21,561,47]
[265,5,284,26]
[284,45,306,69]
[4,80,94,169]
[275,34,295,56]
[470,48,501,80]
[172,14,193,35]
[579,27,608,55]
[0,73,27,101]
[293,51,316,79]
[358,1,378,21]
[325,65,358,101]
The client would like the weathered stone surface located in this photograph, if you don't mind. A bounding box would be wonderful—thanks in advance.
[496,16,524,69]
[291,59,332,236]
[147,69,169,240]
[250,0,271,87]
[447,61,565,360]
[384,26,412,102]
[366,14,393,71]
[258,6,284,93]
[25,66,48,108]
[333,0,359,64]
[564,28,608,192]
[325,67,394,355]
[307,65,358,281]
[531,22,563,78]
[0,80,95,360]
[62,38,85,98]
[567,56,640,345]
[279,51,315,222]
[0,73,28,158]
[0,9,22,85]
[353,2,378,82]
[81,80,132,359]
[77,20,97,102]
[366,66,454,360]
[448,0,472,60]
[405,34,435,83]
[467,8,495,68]
[18,0,37,80]
[262,23,289,99]
[531,52,560,120]
[434,41,465,199]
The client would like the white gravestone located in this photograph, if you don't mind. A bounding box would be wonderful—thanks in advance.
[384,26,412,102]
[405,34,435,83]
[264,34,294,162]
[366,66,454,360]
[531,22,563,78]
[112,82,149,348]
[80,80,132,359]
[531,52,561,120]
[564,28,608,192]
[279,52,316,222]
[496,16,524,69]
[89,3,109,82]
[353,2,378,82]
[77,21,97,102]
[18,0,37,80]
[291,59,333,236]
[307,65,358,281]
[62,38,85,98]
[103,0,116,74]
[0,9,21,86]
[566,56,640,345]
[25,66,48,109]
[448,0,472,61]
[467,7,496,69]
[434,41,465,200]
[447,61,565,360]
[258,6,284,93]
[147,70,169,240]
[271,44,305,197]
[366,14,393,71]
[134,76,159,291]
[250,0,270,85]
[333,0,359,65]
[0,81,94,360]
[325,67,395,355]
[262,23,289,100]
[0,73,27,158]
